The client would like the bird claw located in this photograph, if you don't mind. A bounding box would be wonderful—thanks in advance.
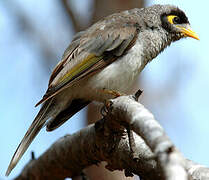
[100,105,109,117]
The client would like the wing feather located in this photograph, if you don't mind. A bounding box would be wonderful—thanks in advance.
[36,17,140,107]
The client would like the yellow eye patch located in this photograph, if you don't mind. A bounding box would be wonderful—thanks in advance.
[167,15,179,24]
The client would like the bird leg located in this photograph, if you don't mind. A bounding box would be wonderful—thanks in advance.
[99,88,126,98]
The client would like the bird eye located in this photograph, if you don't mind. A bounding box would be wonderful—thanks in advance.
[173,16,181,24]
[167,15,181,24]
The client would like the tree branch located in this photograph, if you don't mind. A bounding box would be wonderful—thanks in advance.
[61,0,86,32]
[14,93,209,180]
[106,93,188,180]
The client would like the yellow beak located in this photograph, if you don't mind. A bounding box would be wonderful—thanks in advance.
[177,25,199,40]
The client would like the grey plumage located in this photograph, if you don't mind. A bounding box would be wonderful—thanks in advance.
[6,4,198,176]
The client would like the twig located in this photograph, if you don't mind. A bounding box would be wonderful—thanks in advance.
[61,0,85,32]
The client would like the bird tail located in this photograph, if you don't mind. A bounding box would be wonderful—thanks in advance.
[6,99,53,176]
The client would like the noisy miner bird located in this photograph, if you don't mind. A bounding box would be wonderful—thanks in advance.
[6,4,199,175]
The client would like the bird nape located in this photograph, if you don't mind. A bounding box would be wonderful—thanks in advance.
[6,4,199,176]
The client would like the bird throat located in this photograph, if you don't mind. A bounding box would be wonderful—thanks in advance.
[141,29,170,63]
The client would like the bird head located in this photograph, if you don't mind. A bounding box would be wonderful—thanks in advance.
[135,4,199,61]
[140,4,199,42]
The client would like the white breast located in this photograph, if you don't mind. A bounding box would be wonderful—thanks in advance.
[87,39,146,93]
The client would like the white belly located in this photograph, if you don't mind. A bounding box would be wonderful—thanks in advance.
[79,39,147,101]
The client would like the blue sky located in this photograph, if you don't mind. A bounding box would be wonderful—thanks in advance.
[1,0,208,179]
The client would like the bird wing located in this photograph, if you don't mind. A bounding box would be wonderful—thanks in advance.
[35,18,140,107]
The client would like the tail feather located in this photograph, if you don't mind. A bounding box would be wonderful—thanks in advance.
[46,99,90,131]
[6,100,53,176]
